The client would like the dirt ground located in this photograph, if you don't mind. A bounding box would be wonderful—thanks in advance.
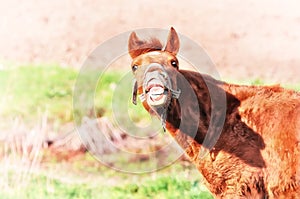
[0,0,300,84]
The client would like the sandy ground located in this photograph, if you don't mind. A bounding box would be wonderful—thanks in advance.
[0,0,300,84]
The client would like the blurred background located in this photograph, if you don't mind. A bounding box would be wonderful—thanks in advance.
[1,0,300,83]
[0,0,300,198]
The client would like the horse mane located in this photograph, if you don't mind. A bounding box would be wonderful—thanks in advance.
[129,37,163,58]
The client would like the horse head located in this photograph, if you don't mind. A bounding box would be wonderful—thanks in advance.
[128,27,182,117]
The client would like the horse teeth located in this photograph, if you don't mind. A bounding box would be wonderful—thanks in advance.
[149,87,164,96]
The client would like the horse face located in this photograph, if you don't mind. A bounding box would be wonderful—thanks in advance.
[128,28,181,110]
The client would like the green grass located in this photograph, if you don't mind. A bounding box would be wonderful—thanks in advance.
[0,176,212,199]
[1,66,299,126]
[0,162,213,199]
[0,65,128,124]
[0,65,213,198]
[0,65,77,125]
[0,152,213,199]
[0,65,152,128]
[1,65,300,199]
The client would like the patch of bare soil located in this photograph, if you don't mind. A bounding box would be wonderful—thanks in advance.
[0,0,300,83]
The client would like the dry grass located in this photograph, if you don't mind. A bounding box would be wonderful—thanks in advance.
[0,113,47,192]
[0,113,212,199]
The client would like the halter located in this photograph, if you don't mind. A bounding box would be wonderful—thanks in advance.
[132,63,181,131]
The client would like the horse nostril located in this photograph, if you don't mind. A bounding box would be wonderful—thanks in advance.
[161,72,168,79]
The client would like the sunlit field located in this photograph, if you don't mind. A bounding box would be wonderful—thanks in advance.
[0,66,214,198]
[1,66,299,198]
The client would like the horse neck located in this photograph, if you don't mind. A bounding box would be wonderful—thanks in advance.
[166,70,221,145]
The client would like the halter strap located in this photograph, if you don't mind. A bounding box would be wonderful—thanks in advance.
[132,63,181,104]
[131,63,181,132]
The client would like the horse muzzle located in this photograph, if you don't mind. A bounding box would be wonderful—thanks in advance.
[144,79,169,107]
[132,63,181,107]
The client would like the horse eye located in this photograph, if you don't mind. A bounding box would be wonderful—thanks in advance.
[132,65,138,72]
[171,60,178,68]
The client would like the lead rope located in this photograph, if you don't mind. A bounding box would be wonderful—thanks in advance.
[159,90,172,133]
[161,111,167,132]
[138,86,180,133]
[138,91,167,132]
[132,79,167,132]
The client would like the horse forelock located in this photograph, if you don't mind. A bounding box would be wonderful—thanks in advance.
[129,38,163,58]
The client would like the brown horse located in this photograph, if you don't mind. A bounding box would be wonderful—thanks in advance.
[128,27,300,198]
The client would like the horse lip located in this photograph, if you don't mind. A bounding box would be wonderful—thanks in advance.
[146,83,168,106]
[145,83,165,93]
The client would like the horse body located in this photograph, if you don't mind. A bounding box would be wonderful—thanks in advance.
[128,27,300,198]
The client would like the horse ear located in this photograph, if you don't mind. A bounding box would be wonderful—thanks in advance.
[164,27,180,55]
[128,31,163,58]
[128,32,142,58]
